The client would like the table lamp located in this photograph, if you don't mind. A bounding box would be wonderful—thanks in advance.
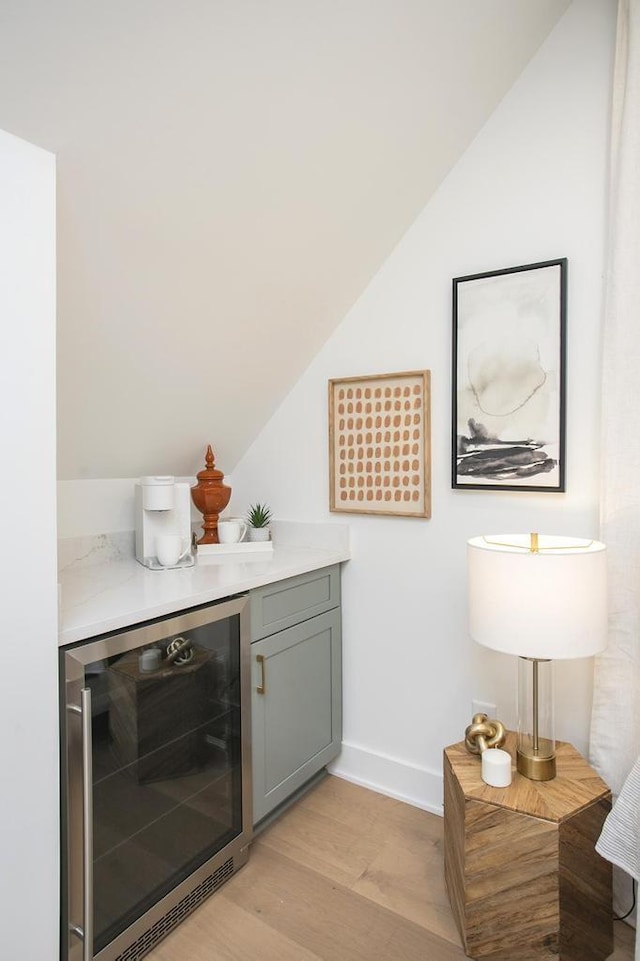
[467,533,608,781]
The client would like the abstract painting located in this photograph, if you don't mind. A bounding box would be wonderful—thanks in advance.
[329,370,431,517]
[452,259,566,491]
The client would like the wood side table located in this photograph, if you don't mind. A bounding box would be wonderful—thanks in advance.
[443,734,613,961]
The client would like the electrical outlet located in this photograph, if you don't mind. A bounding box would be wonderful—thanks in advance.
[472,699,497,719]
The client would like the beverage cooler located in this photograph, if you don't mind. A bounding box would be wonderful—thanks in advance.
[60,595,252,961]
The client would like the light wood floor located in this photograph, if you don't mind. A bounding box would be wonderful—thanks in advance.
[146,774,635,961]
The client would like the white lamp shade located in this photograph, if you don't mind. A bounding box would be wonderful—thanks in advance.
[468,534,608,660]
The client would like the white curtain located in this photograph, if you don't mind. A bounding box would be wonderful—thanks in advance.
[590,0,640,939]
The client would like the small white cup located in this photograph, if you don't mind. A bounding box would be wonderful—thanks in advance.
[218,518,248,544]
[156,533,191,567]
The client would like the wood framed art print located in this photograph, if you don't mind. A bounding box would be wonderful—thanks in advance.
[329,370,431,517]
[452,258,567,492]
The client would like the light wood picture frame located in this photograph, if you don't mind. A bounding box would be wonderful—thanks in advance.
[329,370,431,518]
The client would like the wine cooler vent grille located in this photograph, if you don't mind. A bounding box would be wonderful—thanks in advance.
[114,857,235,961]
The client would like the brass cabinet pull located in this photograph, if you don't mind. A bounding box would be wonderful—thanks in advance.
[256,654,266,695]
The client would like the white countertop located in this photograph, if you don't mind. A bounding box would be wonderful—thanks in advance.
[59,538,350,646]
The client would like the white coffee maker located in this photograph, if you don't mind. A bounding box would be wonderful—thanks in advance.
[135,476,194,569]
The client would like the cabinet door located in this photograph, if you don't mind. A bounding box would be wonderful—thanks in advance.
[252,608,342,825]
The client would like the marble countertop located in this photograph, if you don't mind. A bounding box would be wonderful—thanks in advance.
[58,522,350,646]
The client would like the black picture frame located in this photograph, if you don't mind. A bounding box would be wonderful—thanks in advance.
[452,258,567,492]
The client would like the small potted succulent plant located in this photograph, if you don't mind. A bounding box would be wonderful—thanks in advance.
[246,502,273,542]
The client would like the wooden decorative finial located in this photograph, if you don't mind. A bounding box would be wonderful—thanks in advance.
[190,445,231,544]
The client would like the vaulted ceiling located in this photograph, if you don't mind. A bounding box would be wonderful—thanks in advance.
[0,0,570,479]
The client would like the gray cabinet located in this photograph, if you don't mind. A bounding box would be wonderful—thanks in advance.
[250,566,342,826]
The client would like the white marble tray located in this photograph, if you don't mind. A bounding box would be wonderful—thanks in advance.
[197,541,273,556]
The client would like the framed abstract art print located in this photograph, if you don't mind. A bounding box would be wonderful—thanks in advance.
[452,259,567,492]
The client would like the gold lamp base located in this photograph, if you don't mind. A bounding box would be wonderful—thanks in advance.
[516,748,556,781]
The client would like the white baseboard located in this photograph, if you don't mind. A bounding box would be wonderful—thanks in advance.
[328,741,444,817]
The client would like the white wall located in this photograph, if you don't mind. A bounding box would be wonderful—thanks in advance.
[0,2,570,483]
[0,129,58,958]
[230,0,617,811]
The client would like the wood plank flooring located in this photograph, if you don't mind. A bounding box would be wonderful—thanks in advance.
[145,774,635,961]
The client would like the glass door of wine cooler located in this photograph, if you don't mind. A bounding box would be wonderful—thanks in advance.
[60,595,251,961]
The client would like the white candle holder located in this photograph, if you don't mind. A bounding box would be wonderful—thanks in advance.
[481,747,512,787]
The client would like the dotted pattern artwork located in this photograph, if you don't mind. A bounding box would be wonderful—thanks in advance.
[329,371,431,517]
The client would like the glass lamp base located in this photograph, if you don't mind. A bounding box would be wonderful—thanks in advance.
[517,656,556,781]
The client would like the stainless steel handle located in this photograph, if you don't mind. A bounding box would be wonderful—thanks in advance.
[80,687,94,961]
[256,654,266,695]
[68,688,94,961]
